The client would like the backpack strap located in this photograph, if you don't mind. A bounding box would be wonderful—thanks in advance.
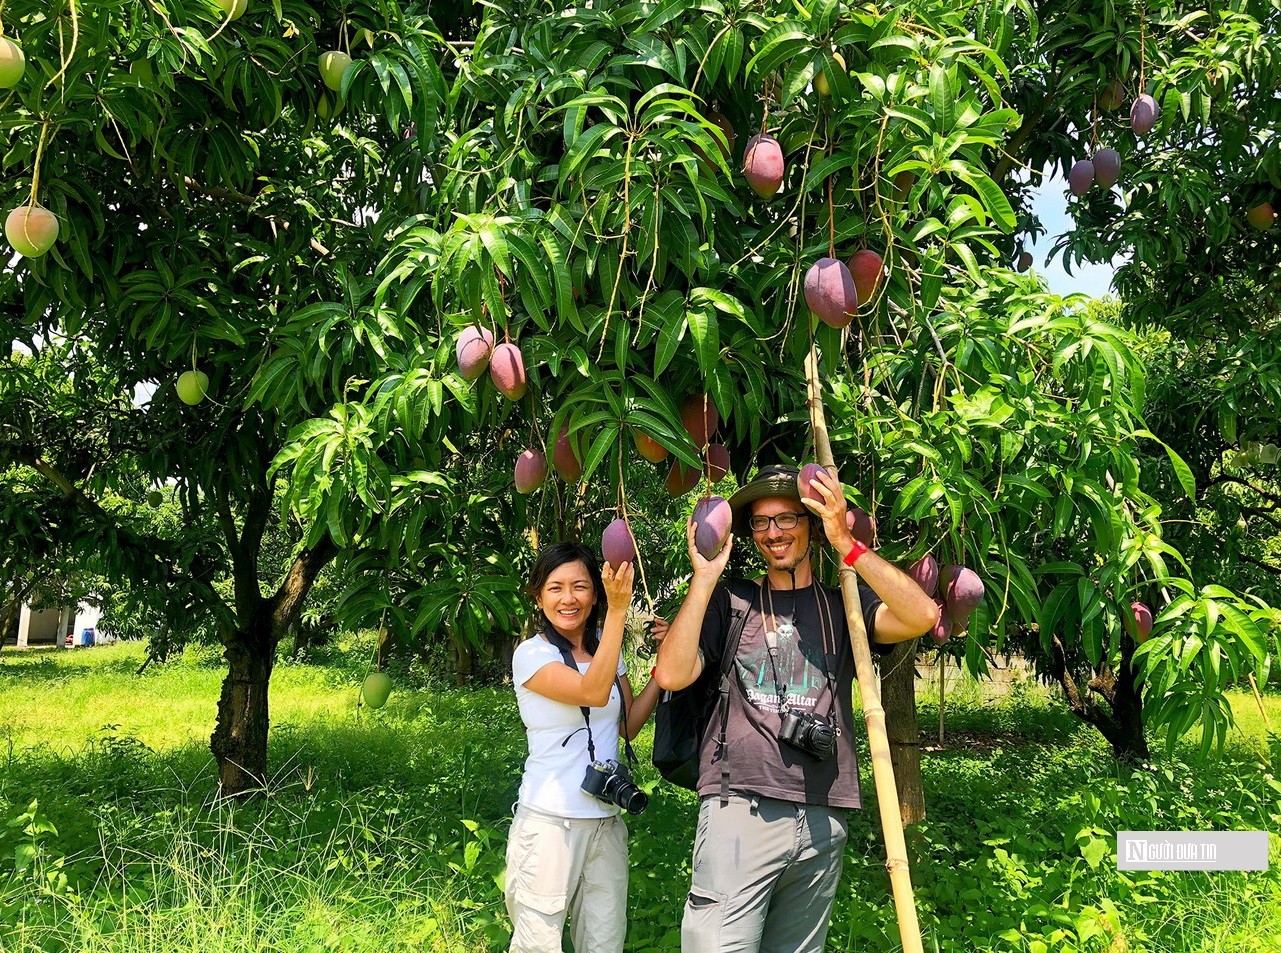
[546,630,632,766]
[618,673,638,767]
[714,578,757,805]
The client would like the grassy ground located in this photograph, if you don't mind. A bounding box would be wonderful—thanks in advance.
[1,640,1278,952]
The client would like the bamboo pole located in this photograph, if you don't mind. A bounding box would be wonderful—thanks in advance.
[806,346,925,953]
[938,650,946,747]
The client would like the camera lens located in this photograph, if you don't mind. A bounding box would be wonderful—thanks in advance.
[617,786,648,815]
[811,722,836,756]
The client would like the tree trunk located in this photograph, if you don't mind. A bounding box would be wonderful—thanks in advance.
[1,573,38,649]
[1049,636,1149,763]
[209,537,336,798]
[498,627,520,677]
[290,620,307,658]
[454,639,474,687]
[1089,653,1149,763]
[210,622,274,796]
[1,598,18,648]
[880,641,926,825]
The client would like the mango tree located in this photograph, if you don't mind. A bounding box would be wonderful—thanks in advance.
[260,0,1274,815]
[989,0,1281,761]
[4,0,1277,812]
[0,0,465,795]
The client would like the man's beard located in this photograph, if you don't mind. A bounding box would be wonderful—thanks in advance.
[763,540,808,575]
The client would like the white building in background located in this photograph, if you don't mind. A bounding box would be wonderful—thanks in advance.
[13,600,109,647]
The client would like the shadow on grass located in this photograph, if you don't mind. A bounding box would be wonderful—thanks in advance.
[1,687,527,844]
[0,652,154,683]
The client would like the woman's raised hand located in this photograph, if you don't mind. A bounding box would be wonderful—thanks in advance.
[601,561,635,611]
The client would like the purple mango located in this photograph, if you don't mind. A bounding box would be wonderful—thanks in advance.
[692,495,732,560]
[909,555,940,598]
[1069,159,1095,197]
[804,258,858,329]
[601,518,637,569]
[1130,94,1159,135]
[514,448,547,494]
[1092,148,1121,189]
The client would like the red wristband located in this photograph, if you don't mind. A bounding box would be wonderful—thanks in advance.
[650,667,657,679]
[843,539,869,566]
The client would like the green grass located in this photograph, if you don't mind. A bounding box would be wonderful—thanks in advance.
[1,641,1278,952]
[0,641,363,752]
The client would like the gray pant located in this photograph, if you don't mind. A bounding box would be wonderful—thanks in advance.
[681,794,848,953]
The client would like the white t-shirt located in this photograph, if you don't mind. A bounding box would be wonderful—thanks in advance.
[512,635,628,818]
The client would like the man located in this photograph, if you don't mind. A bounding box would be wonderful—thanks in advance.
[654,463,938,953]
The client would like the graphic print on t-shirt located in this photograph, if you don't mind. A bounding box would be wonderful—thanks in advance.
[734,599,837,717]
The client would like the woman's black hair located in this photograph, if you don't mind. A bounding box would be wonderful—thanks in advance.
[526,541,605,655]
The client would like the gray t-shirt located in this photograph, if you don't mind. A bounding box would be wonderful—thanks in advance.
[695,577,883,809]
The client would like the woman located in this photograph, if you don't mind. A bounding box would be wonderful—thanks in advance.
[506,542,664,953]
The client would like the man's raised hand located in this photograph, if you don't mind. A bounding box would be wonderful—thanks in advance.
[686,512,733,579]
[800,467,853,552]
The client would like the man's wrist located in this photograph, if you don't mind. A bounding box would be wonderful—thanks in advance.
[842,537,870,567]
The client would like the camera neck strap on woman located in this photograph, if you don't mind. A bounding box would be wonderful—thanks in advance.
[543,627,638,768]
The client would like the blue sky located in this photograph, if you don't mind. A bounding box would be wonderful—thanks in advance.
[1025,171,1123,300]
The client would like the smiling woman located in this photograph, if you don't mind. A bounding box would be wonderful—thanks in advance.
[504,541,664,953]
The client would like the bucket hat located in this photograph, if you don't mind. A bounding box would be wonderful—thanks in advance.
[727,464,811,537]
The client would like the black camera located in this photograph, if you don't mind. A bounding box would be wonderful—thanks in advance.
[778,709,838,760]
[581,759,649,815]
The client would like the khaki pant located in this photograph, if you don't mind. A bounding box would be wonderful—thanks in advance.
[681,794,848,953]
[505,803,628,953]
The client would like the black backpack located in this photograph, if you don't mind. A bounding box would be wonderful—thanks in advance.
[651,579,756,790]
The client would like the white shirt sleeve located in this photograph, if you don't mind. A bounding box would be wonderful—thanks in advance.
[513,638,563,688]
[512,637,626,686]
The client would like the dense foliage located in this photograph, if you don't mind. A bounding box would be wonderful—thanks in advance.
[2,0,1279,792]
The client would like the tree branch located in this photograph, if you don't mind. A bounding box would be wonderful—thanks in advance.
[10,450,236,636]
[172,178,331,255]
[180,175,256,205]
[1087,664,1117,706]
[1048,635,1110,729]
[1238,553,1281,577]
[211,480,242,565]
[267,537,338,641]
[1239,507,1281,534]
[992,84,1060,186]
[1205,473,1281,508]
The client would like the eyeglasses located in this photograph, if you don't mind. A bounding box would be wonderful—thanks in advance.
[749,512,807,533]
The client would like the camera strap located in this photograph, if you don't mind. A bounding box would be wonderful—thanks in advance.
[761,578,842,721]
[546,631,637,767]
[812,581,846,724]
